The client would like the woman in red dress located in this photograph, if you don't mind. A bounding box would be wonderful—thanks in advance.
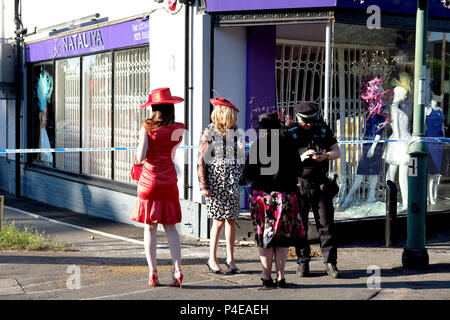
[130,87,185,288]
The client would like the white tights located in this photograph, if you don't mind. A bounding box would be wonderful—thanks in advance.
[144,223,182,272]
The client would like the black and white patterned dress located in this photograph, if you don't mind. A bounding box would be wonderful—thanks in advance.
[198,124,244,220]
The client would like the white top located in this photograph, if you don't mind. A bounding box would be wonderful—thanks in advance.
[383,101,411,165]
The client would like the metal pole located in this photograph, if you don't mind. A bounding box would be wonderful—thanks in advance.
[0,195,4,232]
[0,0,5,43]
[323,22,331,124]
[441,33,446,108]
[385,180,397,247]
[402,0,429,270]
[14,0,22,198]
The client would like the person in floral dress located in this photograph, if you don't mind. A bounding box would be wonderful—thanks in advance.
[241,112,305,289]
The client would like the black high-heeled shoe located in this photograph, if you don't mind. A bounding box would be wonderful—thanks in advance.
[206,262,222,274]
[276,278,287,288]
[259,278,275,290]
[225,262,242,274]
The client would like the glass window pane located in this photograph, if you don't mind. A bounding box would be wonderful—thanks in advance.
[31,63,55,167]
[55,58,81,173]
[113,47,150,184]
[81,53,112,179]
[426,32,450,211]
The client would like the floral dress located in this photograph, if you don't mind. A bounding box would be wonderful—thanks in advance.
[198,124,244,220]
[249,190,305,248]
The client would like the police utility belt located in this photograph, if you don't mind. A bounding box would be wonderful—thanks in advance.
[298,174,339,198]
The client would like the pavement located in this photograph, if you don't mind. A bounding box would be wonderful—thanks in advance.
[1,193,450,304]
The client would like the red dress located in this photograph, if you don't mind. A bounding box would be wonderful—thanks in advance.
[130,122,185,225]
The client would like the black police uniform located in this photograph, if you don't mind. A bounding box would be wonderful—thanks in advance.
[286,116,338,268]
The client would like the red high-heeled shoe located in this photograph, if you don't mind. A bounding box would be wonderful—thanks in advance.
[169,269,183,288]
[149,270,160,288]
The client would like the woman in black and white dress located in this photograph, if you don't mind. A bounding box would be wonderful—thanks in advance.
[198,97,244,274]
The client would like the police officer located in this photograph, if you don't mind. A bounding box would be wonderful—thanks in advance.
[286,102,341,278]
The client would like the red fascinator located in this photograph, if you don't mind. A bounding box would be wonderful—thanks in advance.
[140,87,184,108]
[210,97,239,112]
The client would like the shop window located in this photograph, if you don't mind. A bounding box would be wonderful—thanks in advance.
[113,47,151,184]
[332,24,417,218]
[425,32,450,209]
[30,46,150,185]
[31,63,55,167]
[55,58,81,173]
[276,23,450,218]
[81,53,112,179]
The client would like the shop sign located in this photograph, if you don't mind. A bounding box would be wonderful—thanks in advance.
[26,19,149,62]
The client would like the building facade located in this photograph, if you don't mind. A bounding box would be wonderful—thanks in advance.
[0,0,449,240]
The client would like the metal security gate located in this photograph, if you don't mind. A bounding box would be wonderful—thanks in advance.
[113,47,151,184]
[276,39,397,203]
[276,40,325,124]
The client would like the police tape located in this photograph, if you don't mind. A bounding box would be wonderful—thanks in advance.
[0,146,197,154]
[0,137,449,154]
[337,137,450,145]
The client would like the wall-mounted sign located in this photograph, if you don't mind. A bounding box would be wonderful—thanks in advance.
[26,18,149,62]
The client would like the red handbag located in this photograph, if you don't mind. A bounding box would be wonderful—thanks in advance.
[131,158,144,181]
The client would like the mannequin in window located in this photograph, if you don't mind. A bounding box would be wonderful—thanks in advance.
[36,68,54,165]
[343,75,392,208]
[425,83,445,205]
[383,73,412,211]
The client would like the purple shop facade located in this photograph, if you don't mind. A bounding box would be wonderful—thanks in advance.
[25,18,149,63]
[205,0,450,18]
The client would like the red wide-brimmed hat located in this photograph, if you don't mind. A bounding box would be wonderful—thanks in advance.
[210,97,239,112]
[140,87,184,108]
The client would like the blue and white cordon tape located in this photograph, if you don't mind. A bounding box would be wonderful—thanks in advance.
[0,137,449,154]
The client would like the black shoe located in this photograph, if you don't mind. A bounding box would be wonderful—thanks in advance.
[225,262,242,274]
[206,262,222,274]
[296,262,310,277]
[326,263,340,278]
[276,278,288,288]
[259,278,276,290]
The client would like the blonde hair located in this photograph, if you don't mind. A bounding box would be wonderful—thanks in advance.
[391,72,412,93]
[211,105,238,135]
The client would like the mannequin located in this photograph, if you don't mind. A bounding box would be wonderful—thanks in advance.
[383,74,412,211]
[36,68,54,165]
[343,76,391,208]
[425,89,445,205]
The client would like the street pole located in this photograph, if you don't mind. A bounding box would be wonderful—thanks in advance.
[402,0,429,270]
[14,0,22,199]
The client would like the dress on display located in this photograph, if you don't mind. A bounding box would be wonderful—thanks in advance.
[39,127,53,164]
[130,122,185,225]
[356,114,387,175]
[426,106,445,174]
[383,104,411,166]
[198,123,243,220]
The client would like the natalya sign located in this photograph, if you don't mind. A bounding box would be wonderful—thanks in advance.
[26,18,149,62]
[61,29,104,53]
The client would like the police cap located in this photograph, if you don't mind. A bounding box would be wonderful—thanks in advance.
[293,102,319,123]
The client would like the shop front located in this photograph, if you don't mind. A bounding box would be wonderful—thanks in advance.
[19,12,209,238]
[206,0,450,220]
